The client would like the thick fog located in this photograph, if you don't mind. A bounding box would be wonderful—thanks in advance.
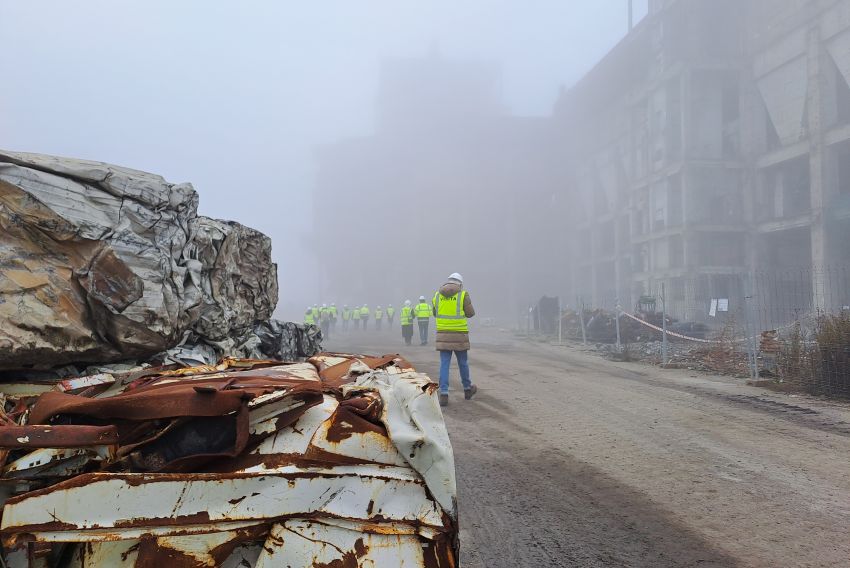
[0,1,648,322]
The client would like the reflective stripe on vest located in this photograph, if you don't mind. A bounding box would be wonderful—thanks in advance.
[401,306,413,325]
[433,290,468,332]
[352,310,361,319]
[375,310,383,319]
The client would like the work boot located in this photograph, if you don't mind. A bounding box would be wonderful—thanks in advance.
[439,393,448,407]
[464,385,478,400]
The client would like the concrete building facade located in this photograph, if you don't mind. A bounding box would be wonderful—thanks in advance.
[555,0,850,321]
[313,54,565,319]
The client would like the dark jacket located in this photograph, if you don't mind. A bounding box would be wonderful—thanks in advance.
[433,280,475,351]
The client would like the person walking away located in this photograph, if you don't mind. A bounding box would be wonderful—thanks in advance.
[433,273,477,407]
[400,300,414,345]
[360,304,371,331]
[375,306,384,331]
[386,304,396,328]
[311,304,320,323]
[342,305,351,331]
[319,303,331,340]
[415,296,432,345]
[352,305,361,330]
[330,303,338,332]
[304,306,315,326]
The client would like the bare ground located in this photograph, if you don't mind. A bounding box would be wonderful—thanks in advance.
[325,327,850,568]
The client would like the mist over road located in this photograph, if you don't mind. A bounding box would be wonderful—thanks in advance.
[328,329,850,568]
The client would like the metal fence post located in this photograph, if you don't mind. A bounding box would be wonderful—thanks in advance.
[661,283,668,366]
[558,296,563,345]
[746,272,760,381]
[615,298,622,352]
[578,296,587,346]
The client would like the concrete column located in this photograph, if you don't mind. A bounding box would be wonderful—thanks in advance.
[807,25,828,309]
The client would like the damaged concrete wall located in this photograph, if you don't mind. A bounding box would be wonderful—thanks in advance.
[0,150,306,370]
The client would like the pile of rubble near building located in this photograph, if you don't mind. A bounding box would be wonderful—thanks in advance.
[0,152,458,567]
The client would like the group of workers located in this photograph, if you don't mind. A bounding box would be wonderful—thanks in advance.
[303,272,477,407]
[304,303,401,339]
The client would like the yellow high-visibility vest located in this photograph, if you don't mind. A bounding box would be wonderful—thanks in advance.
[342,309,351,320]
[304,311,315,325]
[375,309,383,320]
[352,309,361,320]
[387,307,395,317]
[433,290,468,332]
[414,302,431,319]
[400,306,413,325]
[360,306,370,318]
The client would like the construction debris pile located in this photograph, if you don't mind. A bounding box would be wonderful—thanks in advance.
[0,150,318,371]
[0,354,458,566]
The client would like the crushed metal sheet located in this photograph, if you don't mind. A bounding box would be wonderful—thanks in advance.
[0,354,458,567]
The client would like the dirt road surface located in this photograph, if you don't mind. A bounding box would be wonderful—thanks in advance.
[325,327,850,568]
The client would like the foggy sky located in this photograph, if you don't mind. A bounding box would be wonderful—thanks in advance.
[0,1,648,319]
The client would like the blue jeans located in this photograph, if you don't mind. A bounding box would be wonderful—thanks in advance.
[439,350,471,394]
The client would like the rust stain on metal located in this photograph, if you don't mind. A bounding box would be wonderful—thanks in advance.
[0,425,118,448]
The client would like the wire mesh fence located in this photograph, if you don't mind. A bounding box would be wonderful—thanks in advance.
[560,265,850,398]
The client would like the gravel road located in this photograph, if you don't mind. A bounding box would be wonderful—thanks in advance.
[326,328,850,568]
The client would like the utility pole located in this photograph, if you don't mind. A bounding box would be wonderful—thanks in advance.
[628,0,634,31]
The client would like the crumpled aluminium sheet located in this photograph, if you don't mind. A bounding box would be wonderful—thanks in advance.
[0,354,458,567]
[0,150,279,370]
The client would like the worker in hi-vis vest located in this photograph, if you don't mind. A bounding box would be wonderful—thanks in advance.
[400,300,414,345]
[432,273,476,407]
[329,303,338,332]
[414,296,432,345]
[375,306,384,331]
[386,304,396,327]
[319,304,331,340]
[304,306,315,325]
[360,304,371,331]
[352,304,361,330]
[342,305,351,332]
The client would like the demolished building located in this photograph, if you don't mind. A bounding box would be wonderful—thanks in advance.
[555,0,850,323]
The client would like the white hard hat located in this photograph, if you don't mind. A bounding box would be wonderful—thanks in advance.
[449,272,463,283]
[331,302,336,306]
[377,305,382,309]
[405,300,411,306]
[419,295,426,301]
[388,303,393,307]
[306,306,311,311]
[322,303,327,308]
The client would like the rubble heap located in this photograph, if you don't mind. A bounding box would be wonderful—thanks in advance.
[0,150,318,370]
[0,354,458,566]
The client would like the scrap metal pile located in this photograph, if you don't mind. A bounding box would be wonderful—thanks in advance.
[0,150,319,369]
[0,151,459,565]
[0,354,458,566]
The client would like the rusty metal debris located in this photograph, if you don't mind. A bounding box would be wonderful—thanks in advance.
[0,354,458,567]
[0,150,320,372]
